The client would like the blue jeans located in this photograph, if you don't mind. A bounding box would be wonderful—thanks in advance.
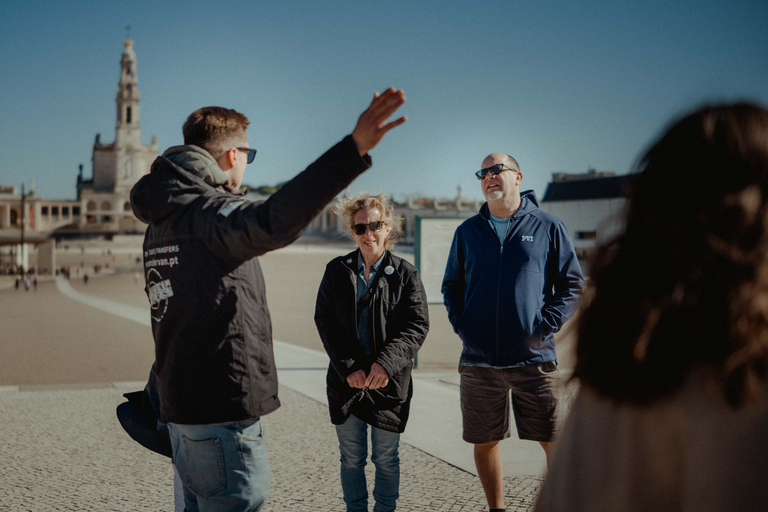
[336,414,400,512]
[168,419,270,512]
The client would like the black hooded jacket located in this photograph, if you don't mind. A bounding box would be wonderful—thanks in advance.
[130,136,370,425]
[315,249,429,433]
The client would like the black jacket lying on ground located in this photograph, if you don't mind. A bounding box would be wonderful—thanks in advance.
[315,249,429,433]
[130,136,370,425]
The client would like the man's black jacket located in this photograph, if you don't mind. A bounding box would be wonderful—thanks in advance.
[130,136,370,425]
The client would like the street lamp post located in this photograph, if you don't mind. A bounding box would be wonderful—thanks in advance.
[20,183,25,277]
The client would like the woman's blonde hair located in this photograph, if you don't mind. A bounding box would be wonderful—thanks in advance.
[333,193,402,250]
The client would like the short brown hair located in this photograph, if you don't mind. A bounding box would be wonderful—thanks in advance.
[182,107,250,160]
[333,193,402,250]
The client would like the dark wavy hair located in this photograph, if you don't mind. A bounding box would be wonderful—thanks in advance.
[575,102,768,407]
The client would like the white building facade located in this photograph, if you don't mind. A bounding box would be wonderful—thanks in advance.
[1,37,157,272]
[539,171,630,261]
[75,37,158,234]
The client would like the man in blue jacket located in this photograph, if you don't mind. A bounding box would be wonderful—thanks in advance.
[442,153,583,512]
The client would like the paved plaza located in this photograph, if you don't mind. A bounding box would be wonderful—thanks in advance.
[0,241,561,511]
[0,384,542,511]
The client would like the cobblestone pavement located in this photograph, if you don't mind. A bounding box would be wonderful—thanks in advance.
[0,384,542,511]
[0,247,545,511]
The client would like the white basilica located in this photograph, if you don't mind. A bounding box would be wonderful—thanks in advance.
[0,37,156,241]
[76,36,158,233]
[0,37,157,272]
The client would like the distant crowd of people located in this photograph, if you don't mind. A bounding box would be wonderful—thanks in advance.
[115,95,768,512]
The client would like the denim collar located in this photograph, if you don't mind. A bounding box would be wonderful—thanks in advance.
[357,251,385,274]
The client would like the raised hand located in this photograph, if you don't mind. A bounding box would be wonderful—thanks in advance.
[351,87,407,156]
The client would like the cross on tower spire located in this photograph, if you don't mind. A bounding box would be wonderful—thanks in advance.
[115,34,140,149]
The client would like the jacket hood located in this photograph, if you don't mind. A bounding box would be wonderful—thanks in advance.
[163,145,230,187]
[479,189,539,219]
[130,145,230,225]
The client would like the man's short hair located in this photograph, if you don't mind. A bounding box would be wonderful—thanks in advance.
[506,155,520,172]
[182,107,250,160]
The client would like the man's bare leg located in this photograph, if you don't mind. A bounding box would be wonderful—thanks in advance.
[540,441,552,466]
[474,441,504,510]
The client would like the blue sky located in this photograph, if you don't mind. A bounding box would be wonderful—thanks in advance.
[1,0,766,202]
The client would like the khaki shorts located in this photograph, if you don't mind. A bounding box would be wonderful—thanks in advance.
[459,363,562,444]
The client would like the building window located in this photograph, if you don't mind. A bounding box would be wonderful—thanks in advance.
[126,107,132,124]
[576,231,597,240]
[101,201,112,211]
[87,201,97,212]
[73,206,80,216]
[51,206,59,216]
[62,206,69,216]
[123,201,132,212]
[41,206,49,215]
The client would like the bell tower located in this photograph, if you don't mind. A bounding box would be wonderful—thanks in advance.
[78,34,158,234]
[115,37,141,149]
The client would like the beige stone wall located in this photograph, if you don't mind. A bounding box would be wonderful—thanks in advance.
[92,149,117,190]
[36,200,81,230]
[114,145,155,192]
[36,240,55,274]
[0,203,10,228]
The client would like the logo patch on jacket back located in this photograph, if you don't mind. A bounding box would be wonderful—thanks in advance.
[521,235,534,242]
[147,268,173,322]
[144,243,180,322]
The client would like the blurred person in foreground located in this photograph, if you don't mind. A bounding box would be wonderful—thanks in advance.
[129,88,406,512]
[535,102,768,512]
[315,193,429,512]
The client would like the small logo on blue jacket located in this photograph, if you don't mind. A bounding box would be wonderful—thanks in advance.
[521,235,534,242]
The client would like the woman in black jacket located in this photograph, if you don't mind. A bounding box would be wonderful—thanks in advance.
[315,193,429,512]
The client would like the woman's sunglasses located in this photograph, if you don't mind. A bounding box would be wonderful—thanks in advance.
[351,221,385,235]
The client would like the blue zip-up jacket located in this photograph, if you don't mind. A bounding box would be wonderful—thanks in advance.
[442,190,583,367]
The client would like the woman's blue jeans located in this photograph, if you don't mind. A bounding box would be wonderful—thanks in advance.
[168,419,270,512]
[335,414,401,512]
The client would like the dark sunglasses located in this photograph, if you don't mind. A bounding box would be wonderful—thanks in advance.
[237,147,258,164]
[351,221,385,235]
[475,163,514,180]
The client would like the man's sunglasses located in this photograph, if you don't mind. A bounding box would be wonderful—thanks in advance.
[237,147,258,164]
[475,163,514,180]
[351,221,385,235]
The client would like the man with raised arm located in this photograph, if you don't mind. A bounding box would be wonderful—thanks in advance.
[130,88,406,511]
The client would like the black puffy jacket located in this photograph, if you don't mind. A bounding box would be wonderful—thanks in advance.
[315,250,429,433]
[130,136,370,425]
